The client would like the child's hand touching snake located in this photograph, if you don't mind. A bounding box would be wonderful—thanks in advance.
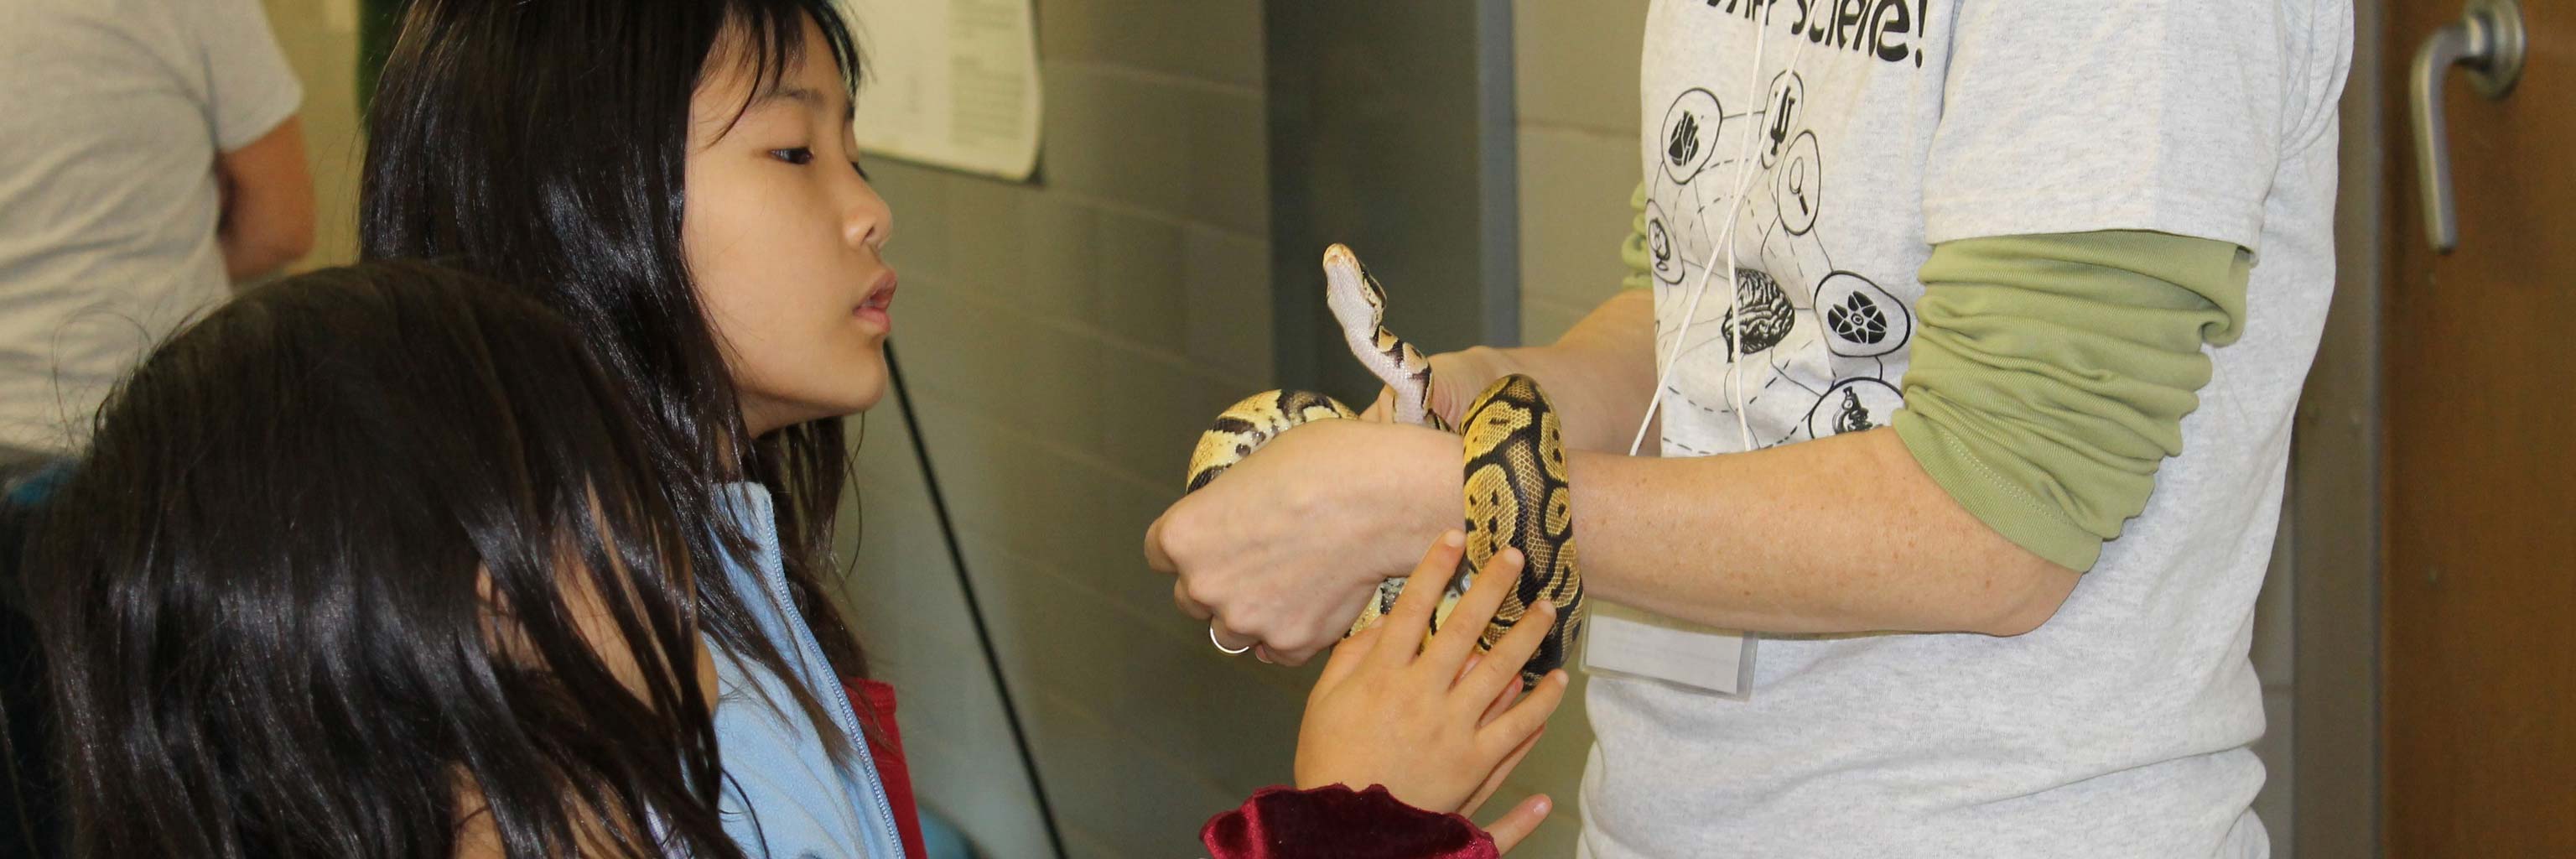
[1292,529,1571,853]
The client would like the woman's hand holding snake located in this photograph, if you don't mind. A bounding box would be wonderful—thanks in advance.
[1294,530,1569,853]
[1157,243,1588,674]
[1146,419,1459,665]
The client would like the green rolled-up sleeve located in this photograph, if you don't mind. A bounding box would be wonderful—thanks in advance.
[1620,182,1653,292]
[1892,231,2251,571]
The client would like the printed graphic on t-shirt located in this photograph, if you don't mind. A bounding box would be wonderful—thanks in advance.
[1645,0,1930,456]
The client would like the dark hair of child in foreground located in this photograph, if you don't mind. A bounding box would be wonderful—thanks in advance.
[29,260,734,859]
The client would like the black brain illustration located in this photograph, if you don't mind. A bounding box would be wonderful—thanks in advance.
[1826,290,1888,345]
[1720,269,1795,356]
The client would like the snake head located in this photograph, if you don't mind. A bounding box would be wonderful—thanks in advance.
[1322,243,1385,330]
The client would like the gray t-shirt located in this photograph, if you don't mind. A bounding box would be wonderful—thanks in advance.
[1583,1,2350,856]
[0,0,301,453]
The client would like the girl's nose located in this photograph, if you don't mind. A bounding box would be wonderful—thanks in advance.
[844,174,892,253]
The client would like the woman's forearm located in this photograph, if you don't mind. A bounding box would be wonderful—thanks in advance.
[1565,427,2075,637]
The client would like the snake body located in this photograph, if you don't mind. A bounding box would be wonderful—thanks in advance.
[1183,244,1585,685]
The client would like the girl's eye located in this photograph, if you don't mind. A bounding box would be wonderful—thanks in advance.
[771,148,815,165]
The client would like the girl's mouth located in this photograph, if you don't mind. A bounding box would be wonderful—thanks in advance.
[855,273,896,330]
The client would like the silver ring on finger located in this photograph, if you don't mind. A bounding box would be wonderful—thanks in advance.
[1209,624,1253,655]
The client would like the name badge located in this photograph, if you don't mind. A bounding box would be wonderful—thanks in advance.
[1581,601,1757,698]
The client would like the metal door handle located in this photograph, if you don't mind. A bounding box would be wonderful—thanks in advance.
[2411,0,2527,252]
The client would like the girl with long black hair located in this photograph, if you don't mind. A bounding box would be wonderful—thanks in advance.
[361,3,928,852]
[352,0,1566,856]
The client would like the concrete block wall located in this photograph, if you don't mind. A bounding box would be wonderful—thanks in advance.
[1513,1,1652,348]
[257,0,366,272]
[837,3,1312,857]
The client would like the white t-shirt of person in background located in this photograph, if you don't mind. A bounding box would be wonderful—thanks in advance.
[0,0,303,454]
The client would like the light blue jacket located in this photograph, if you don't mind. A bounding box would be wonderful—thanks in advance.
[710,482,907,858]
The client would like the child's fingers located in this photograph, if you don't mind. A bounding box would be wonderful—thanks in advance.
[1455,601,1555,712]
[1478,669,1569,756]
[1462,726,1545,817]
[1482,794,1553,856]
[1311,623,1381,695]
[1421,548,1523,670]
[1477,671,1525,728]
[1374,530,1467,666]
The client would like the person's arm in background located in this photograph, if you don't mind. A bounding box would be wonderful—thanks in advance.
[190,0,311,281]
[216,117,314,280]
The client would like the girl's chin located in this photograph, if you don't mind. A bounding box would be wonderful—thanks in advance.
[841,385,889,415]
[742,377,886,433]
[824,373,892,418]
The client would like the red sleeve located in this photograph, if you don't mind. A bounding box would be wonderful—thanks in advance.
[1201,784,1499,859]
[845,678,928,859]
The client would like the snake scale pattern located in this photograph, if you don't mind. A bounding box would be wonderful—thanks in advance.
[1183,244,1585,685]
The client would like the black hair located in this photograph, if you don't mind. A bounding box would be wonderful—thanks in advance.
[357,0,872,747]
[28,261,744,859]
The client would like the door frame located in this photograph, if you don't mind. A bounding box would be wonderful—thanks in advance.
[2289,0,2387,856]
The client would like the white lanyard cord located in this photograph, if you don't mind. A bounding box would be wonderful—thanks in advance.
[1627,7,1810,459]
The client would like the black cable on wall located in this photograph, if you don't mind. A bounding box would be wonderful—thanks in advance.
[884,342,1067,859]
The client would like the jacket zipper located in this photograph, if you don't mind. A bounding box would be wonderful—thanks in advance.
[747,505,906,857]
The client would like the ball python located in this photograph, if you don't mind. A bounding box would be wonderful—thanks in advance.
[1183,244,1584,685]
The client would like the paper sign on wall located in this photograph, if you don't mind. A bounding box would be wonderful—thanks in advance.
[837,0,1044,182]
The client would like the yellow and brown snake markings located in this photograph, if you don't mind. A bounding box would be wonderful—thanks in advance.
[1181,245,1585,685]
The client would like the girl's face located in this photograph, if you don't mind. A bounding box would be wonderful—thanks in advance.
[683,20,896,436]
